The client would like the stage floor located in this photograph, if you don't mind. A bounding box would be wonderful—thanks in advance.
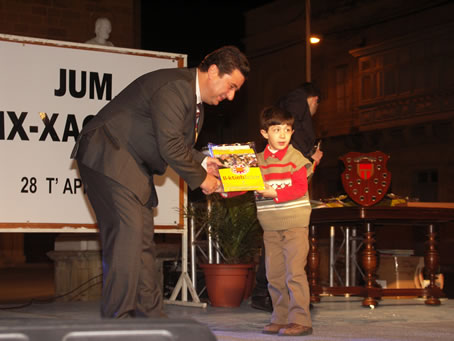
[1,264,454,340]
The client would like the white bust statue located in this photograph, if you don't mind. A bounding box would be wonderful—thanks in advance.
[86,17,114,46]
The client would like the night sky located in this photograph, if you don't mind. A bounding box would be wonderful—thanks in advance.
[141,1,275,199]
[141,0,274,66]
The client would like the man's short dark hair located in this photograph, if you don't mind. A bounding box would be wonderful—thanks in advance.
[199,46,250,79]
[301,82,321,101]
[260,106,294,131]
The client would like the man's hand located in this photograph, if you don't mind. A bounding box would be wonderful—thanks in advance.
[311,146,323,165]
[205,156,223,177]
[200,173,221,195]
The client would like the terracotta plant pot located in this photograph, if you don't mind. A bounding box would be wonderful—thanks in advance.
[200,263,253,307]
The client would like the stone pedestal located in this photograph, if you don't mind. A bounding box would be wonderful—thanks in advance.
[47,250,102,301]
[47,234,181,301]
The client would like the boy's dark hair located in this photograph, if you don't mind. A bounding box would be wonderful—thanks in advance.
[199,45,250,79]
[260,106,294,131]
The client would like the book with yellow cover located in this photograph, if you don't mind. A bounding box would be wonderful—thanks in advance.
[208,142,265,192]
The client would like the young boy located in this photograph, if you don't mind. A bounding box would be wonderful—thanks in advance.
[256,106,313,337]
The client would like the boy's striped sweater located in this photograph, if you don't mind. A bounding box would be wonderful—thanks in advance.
[256,144,313,231]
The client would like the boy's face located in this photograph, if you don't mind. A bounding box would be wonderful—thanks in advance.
[260,124,294,151]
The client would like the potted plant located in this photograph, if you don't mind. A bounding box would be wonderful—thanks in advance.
[188,191,262,307]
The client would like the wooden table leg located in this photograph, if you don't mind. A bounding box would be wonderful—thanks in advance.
[424,223,441,305]
[308,224,320,302]
[361,222,379,307]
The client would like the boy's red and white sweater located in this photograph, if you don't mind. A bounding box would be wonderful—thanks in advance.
[256,144,313,231]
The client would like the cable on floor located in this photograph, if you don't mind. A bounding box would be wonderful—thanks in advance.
[0,273,102,310]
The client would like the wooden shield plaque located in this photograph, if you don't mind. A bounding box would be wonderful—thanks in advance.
[340,151,391,206]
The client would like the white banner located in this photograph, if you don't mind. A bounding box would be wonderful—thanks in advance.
[0,34,187,227]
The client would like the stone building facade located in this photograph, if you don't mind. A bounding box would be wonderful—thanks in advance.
[242,0,454,293]
[243,0,454,203]
[0,0,140,48]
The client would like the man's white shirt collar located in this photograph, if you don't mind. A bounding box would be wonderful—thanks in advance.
[196,69,201,105]
[196,69,208,169]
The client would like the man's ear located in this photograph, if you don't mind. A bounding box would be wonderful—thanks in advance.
[207,64,219,79]
[260,129,268,139]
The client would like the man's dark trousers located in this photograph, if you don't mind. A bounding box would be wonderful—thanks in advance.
[78,163,164,318]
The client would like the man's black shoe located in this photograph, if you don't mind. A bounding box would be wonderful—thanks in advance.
[251,295,273,312]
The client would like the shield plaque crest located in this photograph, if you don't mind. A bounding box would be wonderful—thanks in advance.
[339,151,391,206]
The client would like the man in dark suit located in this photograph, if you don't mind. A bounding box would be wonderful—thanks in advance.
[251,82,322,312]
[71,46,250,318]
[277,83,323,165]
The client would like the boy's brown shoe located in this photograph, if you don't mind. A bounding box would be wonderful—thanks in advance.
[262,323,287,334]
[278,323,313,336]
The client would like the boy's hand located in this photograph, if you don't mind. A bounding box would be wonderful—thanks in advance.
[257,184,277,198]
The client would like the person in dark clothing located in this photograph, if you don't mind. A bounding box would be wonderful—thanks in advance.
[251,82,322,312]
[277,83,323,165]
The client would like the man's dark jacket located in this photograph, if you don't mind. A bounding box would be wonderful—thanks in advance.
[277,86,316,160]
[71,67,206,207]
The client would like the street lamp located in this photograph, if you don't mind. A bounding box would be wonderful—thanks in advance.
[305,0,321,82]
[310,35,321,44]
[305,0,312,82]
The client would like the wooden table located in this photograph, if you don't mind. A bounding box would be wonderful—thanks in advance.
[307,205,454,307]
